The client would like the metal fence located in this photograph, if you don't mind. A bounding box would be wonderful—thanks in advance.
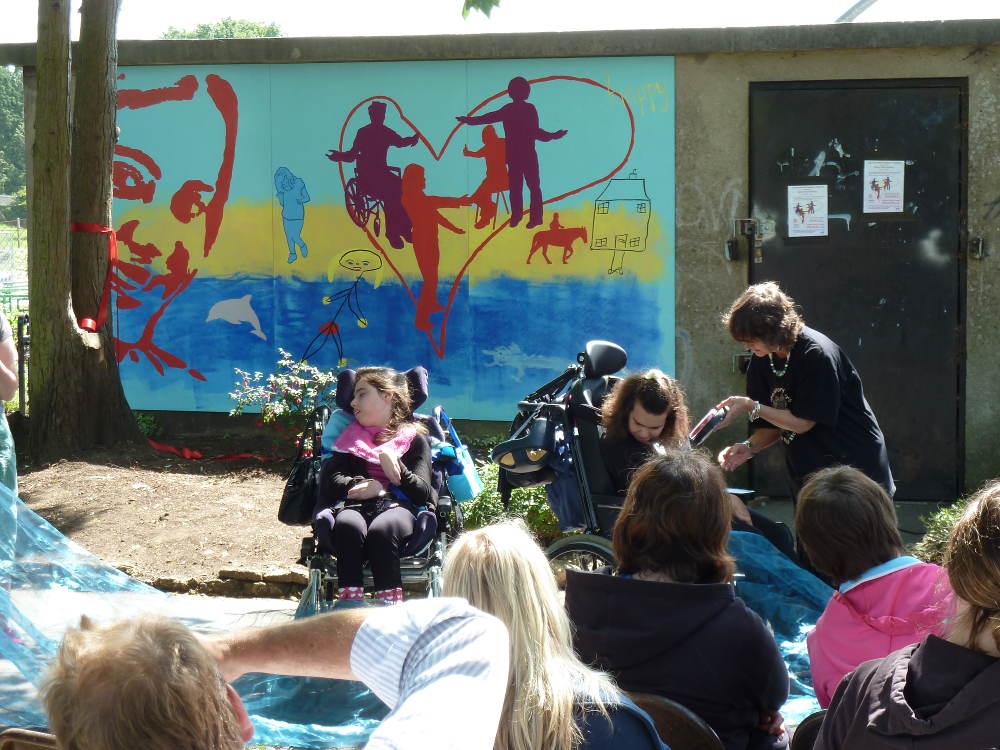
[0,220,29,313]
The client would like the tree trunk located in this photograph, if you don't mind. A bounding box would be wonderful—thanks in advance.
[69,0,140,447]
[28,0,140,463]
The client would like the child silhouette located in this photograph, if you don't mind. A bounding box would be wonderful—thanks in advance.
[457,77,567,229]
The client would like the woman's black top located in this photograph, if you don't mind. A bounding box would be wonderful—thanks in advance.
[747,326,893,499]
[599,433,653,495]
[318,433,437,513]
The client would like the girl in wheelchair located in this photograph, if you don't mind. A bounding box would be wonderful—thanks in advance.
[314,366,437,604]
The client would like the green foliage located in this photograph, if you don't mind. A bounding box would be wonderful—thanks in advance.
[133,411,163,438]
[0,67,26,199]
[462,0,502,18]
[2,187,27,222]
[462,461,562,543]
[230,349,340,453]
[161,17,285,39]
[908,498,969,566]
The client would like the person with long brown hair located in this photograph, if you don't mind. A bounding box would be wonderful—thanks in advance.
[566,450,789,750]
[599,369,690,494]
[715,282,892,514]
[314,366,436,604]
[600,368,797,562]
[815,482,1000,749]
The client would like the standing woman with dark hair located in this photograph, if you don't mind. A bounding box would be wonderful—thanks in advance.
[715,283,893,508]
[314,366,436,605]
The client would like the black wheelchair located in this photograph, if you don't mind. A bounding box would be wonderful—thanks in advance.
[491,340,629,575]
[290,366,464,612]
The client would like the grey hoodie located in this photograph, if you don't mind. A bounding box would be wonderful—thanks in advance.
[815,634,1000,749]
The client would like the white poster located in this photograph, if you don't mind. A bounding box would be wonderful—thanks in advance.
[787,185,828,237]
[863,160,905,213]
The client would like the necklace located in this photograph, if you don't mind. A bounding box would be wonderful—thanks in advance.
[769,348,791,377]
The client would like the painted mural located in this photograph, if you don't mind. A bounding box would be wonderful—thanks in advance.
[111,58,675,419]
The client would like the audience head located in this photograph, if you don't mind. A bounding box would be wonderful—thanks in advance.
[613,449,735,584]
[351,366,415,437]
[442,520,617,750]
[945,482,1000,655]
[601,369,690,446]
[796,466,905,587]
[41,614,253,750]
[723,281,804,351]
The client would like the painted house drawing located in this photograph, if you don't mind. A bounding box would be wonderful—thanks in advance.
[590,170,651,274]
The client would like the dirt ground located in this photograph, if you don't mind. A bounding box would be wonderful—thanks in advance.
[16,433,307,586]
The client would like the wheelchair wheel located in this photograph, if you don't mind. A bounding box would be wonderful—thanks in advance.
[345,178,372,229]
[546,535,616,579]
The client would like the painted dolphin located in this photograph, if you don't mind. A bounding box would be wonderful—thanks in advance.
[206,295,267,340]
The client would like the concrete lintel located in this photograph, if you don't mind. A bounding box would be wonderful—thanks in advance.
[2,19,1000,68]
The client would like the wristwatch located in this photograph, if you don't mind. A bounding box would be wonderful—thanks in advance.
[741,438,755,457]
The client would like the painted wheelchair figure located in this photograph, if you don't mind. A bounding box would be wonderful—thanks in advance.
[289,366,464,611]
[343,166,403,240]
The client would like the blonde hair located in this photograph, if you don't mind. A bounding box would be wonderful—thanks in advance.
[945,483,1000,654]
[442,520,619,750]
[41,614,242,750]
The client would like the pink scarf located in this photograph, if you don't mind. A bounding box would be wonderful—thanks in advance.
[333,420,417,489]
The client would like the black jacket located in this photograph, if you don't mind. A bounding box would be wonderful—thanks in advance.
[566,568,789,750]
[599,434,653,495]
[317,433,437,513]
[815,634,1000,749]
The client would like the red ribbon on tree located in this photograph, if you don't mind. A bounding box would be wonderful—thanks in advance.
[69,222,118,332]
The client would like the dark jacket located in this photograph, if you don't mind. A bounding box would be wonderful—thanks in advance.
[566,568,789,750]
[317,433,437,513]
[577,693,667,750]
[815,634,1000,750]
[599,434,653,495]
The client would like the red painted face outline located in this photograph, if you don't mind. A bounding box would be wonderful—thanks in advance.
[112,72,239,382]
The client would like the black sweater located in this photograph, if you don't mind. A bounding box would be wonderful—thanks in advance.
[317,433,437,513]
[816,635,1000,750]
[599,434,654,495]
[566,567,789,750]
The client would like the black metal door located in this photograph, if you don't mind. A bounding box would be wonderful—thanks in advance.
[748,80,966,501]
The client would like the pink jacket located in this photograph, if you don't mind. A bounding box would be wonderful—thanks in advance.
[807,557,951,708]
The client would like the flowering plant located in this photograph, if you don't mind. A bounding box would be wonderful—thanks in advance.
[229,349,340,454]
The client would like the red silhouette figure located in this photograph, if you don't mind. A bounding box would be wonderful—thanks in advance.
[326,100,419,250]
[456,77,567,229]
[400,164,472,332]
[112,73,238,381]
[463,125,509,230]
[526,212,588,265]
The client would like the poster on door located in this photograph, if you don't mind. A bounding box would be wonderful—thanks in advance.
[863,160,905,213]
[787,185,828,237]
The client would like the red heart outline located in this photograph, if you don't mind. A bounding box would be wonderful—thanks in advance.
[336,75,636,359]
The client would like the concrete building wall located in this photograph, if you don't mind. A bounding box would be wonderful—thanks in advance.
[672,43,1000,492]
[4,22,1000,492]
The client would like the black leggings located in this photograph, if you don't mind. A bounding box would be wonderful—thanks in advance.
[332,506,415,590]
[732,508,801,566]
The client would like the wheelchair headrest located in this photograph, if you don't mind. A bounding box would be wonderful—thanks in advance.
[578,341,627,379]
[336,366,430,412]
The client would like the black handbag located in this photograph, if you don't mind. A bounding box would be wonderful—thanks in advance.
[278,406,329,526]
